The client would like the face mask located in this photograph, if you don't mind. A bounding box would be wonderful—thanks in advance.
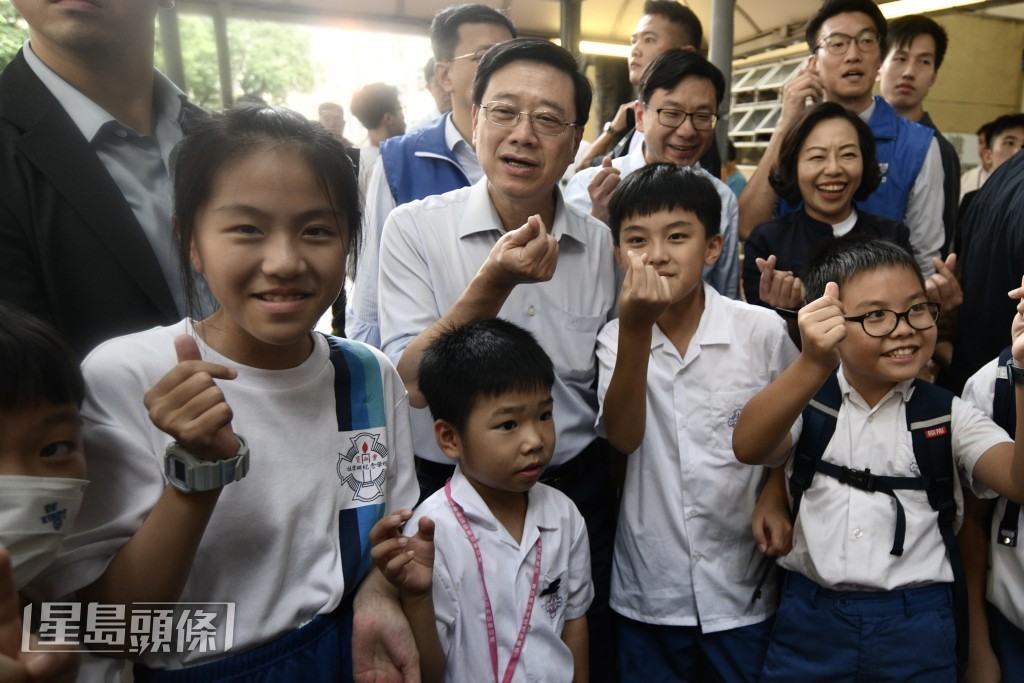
[0,476,88,590]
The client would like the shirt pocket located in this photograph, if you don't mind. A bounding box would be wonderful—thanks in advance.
[549,312,605,384]
[536,570,568,626]
[706,388,761,452]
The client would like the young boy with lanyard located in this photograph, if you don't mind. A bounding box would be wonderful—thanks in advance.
[734,238,1024,681]
[371,318,592,683]
[596,162,798,681]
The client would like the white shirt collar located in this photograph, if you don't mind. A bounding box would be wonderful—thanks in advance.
[650,283,731,355]
[836,363,915,409]
[459,178,588,245]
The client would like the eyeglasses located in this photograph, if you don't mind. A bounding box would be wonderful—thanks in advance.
[481,101,577,137]
[843,302,940,338]
[450,47,491,63]
[647,107,718,131]
[817,29,881,55]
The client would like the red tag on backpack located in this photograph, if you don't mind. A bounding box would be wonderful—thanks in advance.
[925,426,948,439]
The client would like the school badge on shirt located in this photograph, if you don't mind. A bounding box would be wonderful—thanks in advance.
[337,430,388,503]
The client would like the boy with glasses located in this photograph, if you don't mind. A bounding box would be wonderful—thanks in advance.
[738,0,947,285]
[734,237,1024,680]
[565,49,741,300]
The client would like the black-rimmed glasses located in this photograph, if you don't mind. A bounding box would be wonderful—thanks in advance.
[481,101,577,137]
[817,29,881,55]
[844,302,940,338]
[647,107,718,131]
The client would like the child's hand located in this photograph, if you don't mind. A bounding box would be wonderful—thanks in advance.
[483,215,559,290]
[1010,275,1024,365]
[144,335,239,461]
[756,255,805,309]
[798,281,845,370]
[618,250,672,330]
[587,156,621,224]
[0,548,79,682]
[925,253,962,310]
[370,511,435,598]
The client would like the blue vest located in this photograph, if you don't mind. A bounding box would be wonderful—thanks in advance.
[378,113,470,206]
[858,96,935,222]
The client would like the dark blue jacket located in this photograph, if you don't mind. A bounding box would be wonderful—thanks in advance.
[378,113,469,205]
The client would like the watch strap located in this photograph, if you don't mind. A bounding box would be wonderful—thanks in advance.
[1008,358,1024,385]
[165,435,250,493]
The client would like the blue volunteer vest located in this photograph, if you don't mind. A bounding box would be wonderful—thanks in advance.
[378,112,470,206]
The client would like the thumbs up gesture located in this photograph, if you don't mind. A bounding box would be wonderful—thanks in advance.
[798,281,846,371]
[144,335,239,461]
[482,214,559,290]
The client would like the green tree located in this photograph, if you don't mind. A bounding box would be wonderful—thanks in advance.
[0,1,28,71]
[157,14,313,109]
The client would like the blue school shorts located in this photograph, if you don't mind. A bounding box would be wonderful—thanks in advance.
[762,571,956,682]
[617,613,772,682]
[132,604,352,683]
[987,600,1024,680]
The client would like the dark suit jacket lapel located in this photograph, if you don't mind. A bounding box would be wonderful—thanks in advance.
[1,51,179,321]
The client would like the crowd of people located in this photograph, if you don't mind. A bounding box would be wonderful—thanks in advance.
[3,0,1024,681]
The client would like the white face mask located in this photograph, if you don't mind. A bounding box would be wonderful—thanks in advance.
[0,476,88,590]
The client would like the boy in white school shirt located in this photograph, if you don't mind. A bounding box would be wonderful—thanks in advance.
[371,318,592,683]
[596,163,798,681]
[734,238,1024,681]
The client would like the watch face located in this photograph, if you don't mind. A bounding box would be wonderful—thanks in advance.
[173,458,187,484]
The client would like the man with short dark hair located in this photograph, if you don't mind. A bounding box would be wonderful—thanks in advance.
[349,82,405,195]
[576,0,720,175]
[348,3,516,347]
[566,49,740,299]
[378,38,619,681]
[879,14,960,254]
[739,0,945,280]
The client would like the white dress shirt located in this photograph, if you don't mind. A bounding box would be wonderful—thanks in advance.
[563,139,741,300]
[779,369,1008,590]
[408,467,593,683]
[378,179,617,466]
[596,284,798,631]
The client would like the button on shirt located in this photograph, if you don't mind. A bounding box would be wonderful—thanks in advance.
[379,180,617,465]
[564,138,741,300]
[23,42,190,316]
[408,467,593,683]
[596,285,798,631]
[779,369,1009,590]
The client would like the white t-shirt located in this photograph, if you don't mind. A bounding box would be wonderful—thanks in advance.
[408,467,593,683]
[779,369,1008,590]
[38,321,418,669]
[596,284,798,631]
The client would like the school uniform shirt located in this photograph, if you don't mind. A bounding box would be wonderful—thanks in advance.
[35,321,418,669]
[778,369,1008,591]
[962,359,1024,632]
[595,284,798,631]
[563,137,741,300]
[408,466,593,683]
[378,179,617,466]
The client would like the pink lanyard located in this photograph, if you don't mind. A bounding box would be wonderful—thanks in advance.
[445,479,542,683]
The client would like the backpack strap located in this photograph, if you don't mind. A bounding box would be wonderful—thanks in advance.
[789,371,843,519]
[905,378,966,673]
[993,347,1021,548]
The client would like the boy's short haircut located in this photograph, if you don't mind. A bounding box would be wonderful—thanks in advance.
[419,318,555,432]
[887,15,948,70]
[472,38,592,128]
[639,49,725,107]
[770,101,882,205]
[805,0,887,54]
[350,83,401,129]
[985,113,1024,147]
[0,302,85,411]
[642,0,703,49]
[429,3,517,62]
[802,236,925,303]
[607,163,721,242]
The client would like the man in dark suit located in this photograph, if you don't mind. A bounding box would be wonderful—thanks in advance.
[0,0,198,357]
